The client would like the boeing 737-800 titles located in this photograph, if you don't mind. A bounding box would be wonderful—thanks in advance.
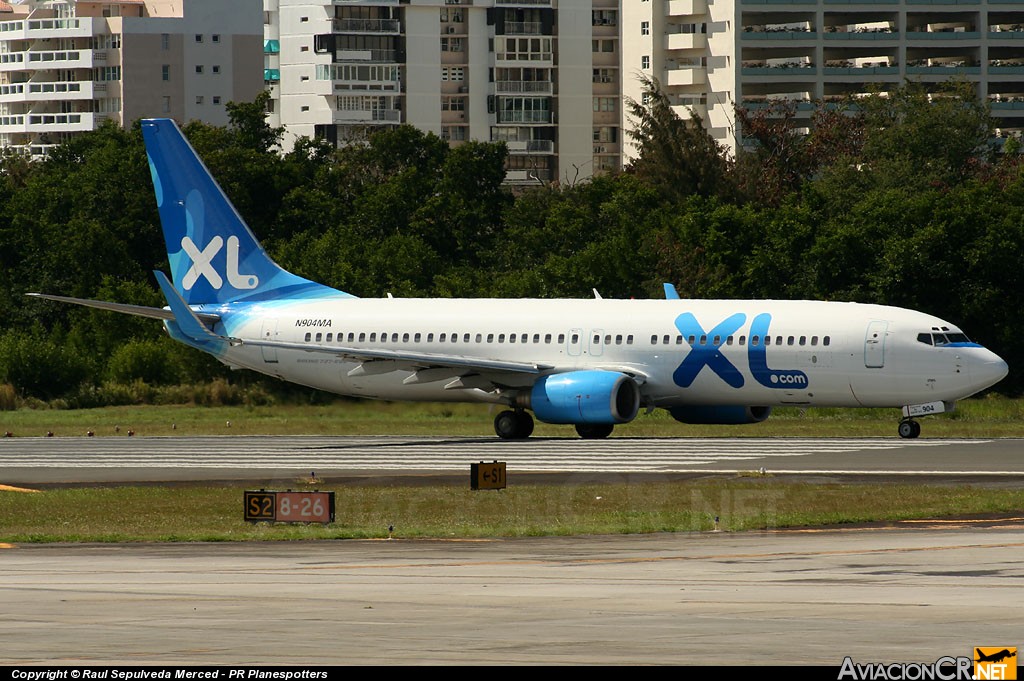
[30,119,1008,439]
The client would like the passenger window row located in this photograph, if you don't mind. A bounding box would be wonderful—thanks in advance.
[301,329,830,347]
[302,331,573,345]
[648,334,831,347]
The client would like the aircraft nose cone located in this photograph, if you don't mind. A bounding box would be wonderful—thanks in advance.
[973,352,1009,391]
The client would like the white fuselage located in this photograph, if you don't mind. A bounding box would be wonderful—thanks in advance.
[192,297,1007,410]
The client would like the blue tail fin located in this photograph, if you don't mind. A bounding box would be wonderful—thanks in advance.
[141,118,352,305]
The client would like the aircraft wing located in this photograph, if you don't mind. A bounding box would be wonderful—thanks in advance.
[240,337,555,375]
[26,292,221,324]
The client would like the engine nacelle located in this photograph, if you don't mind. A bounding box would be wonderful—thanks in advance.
[669,405,772,425]
[519,371,640,425]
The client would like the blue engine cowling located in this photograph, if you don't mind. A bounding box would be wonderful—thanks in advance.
[669,405,772,425]
[524,371,640,425]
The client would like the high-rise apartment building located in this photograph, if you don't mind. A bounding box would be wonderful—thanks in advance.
[622,0,1024,157]
[0,0,262,158]
[264,0,623,185]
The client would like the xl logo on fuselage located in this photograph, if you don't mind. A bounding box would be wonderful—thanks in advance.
[672,312,809,389]
[181,235,259,290]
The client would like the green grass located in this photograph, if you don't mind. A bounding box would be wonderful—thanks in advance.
[1,394,1023,438]
[2,480,1022,543]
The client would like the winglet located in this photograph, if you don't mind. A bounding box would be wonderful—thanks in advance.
[154,270,232,344]
[663,283,680,300]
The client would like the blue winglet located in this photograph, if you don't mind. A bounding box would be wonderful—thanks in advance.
[154,270,226,343]
[663,283,680,300]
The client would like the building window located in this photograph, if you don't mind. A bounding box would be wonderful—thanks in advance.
[161,33,169,50]
[300,104,309,111]
[592,10,616,26]
[441,37,463,52]
[162,64,169,81]
[196,96,204,105]
[162,96,170,113]
[641,21,650,36]
[196,65,203,74]
[442,67,465,81]
[213,96,222,105]
[212,65,220,74]
[441,96,466,111]
[593,68,614,83]
[212,34,221,43]
[591,39,615,53]
[641,55,650,69]
[195,34,203,43]
[593,97,616,112]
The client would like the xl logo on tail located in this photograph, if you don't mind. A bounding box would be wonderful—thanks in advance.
[181,236,259,290]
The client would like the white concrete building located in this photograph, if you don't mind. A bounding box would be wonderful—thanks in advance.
[264,0,624,185]
[0,0,263,157]
[621,0,1024,157]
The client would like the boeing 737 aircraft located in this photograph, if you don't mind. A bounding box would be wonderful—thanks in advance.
[31,119,1009,439]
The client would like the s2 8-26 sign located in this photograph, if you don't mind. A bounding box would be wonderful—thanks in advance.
[244,490,335,524]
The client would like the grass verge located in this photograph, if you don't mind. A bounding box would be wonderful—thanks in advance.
[1,394,1023,438]
[1,480,1022,543]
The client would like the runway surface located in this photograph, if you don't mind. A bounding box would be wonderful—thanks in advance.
[2,435,1023,484]
[3,526,1023,665]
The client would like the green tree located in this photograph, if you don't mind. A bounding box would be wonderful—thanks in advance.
[624,74,735,203]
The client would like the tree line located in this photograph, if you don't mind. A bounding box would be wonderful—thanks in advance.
[0,82,1022,405]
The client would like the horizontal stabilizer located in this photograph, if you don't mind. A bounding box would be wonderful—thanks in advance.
[25,292,220,324]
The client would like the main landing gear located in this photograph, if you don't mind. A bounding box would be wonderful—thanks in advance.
[898,419,921,439]
[492,411,616,440]
[494,410,534,440]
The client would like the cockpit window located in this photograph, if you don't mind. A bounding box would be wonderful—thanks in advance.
[922,332,972,346]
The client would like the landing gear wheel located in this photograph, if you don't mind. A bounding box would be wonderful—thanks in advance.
[494,410,533,439]
[898,419,921,439]
[575,423,614,439]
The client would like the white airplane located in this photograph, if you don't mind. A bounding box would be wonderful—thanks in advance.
[31,119,1009,440]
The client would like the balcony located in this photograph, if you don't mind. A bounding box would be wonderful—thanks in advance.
[503,169,552,184]
[824,30,899,40]
[27,112,95,133]
[334,108,401,123]
[26,17,92,39]
[742,30,818,41]
[333,18,400,33]
[12,81,94,101]
[495,81,552,94]
[665,67,707,86]
[741,64,818,76]
[666,0,708,14]
[26,50,92,69]
[905,31,980,40]
[506,139,554,153]
[497,110,552,124]
[494,51,553,65]
[666,33,707,50]
[822,66,900,75]
[906,65,981,74]
[335,49,398,63]
[503,22,543,35]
